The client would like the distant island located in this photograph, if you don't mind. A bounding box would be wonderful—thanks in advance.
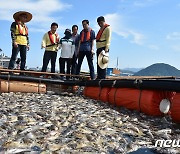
[133,63,180,76]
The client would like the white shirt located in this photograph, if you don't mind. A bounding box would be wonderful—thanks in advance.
[59,38,75,58]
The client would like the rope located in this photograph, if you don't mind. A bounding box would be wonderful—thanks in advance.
[138,89,142,112]
[0,79,1,93]
[38,78,42,93]
[112,80,117,87]
[98,87,102,100]
[97,80,102,100]
[7,74,10,93]
[114,88,118,107]
[98,79,102,87]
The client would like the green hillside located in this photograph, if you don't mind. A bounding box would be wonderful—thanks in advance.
[134,63,180,76]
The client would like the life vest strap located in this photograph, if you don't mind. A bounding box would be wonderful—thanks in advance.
[96,40,106,42]
[81,40,92,43]
[46,43,59,47]
[15,34,27,36]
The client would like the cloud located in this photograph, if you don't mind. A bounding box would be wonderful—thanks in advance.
[166,32,180,40]
[148,44,159,50]
[103,13,145,45]
[128,30,144,45]
[0,0,72,32]
[172,45,180,52]
[28,27,47,33]
[133,0,160,7]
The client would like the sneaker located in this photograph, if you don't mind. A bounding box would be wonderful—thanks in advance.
[19,72,26,76]
[39,75,45,78]
[9,72,14,75]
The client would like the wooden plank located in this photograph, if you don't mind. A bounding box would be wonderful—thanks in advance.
[0,68,90,78]
[106,76,176,80]
[1,68,175,80]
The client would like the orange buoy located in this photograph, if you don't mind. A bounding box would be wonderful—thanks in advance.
[108,88,173,116]
[83,87,101,100]
[108,88,140,111]
[170,93,180,123]
[99,87,111,102]
[83,86,175,117]
[0,80,46,93]
[140,90,163,116]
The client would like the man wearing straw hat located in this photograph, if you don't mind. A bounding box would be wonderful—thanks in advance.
[8,11,32,72]
[96,16,111,79]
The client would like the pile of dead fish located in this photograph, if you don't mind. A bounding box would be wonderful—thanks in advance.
[0,91,179,154]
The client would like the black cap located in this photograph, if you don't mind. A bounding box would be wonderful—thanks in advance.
[64,28,71,34]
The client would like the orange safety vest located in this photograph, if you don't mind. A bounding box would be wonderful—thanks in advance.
[80,28,92,42]
[16,21,28,36]
[96,24,109,41]
[48,31,59,45]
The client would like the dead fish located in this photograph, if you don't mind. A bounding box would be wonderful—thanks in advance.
[19,125,42,135]
[113,121,123,128]
[128,125,140,134]
[137,141,152,145]
[146,130,154,139]
[6,148,31,153]
[138,123,150,129]
[80,128,93,134]
[48,143,62,151]
[0,92,178,153]
[85,134,94,141]
[8,115,18,123]
[4,141,29,149]
[155,129,172,139]
[76,142,90,149]
[46,131,60,141]
[122,116,130,122]
[26,132,36,140]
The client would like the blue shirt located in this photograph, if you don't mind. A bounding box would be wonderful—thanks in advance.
[79,29,95,52]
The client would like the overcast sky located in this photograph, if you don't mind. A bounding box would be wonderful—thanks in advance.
[1,0,180,71]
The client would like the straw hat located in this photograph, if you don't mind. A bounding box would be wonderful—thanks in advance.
[98,50,109,69]
[13,11,32,22]
[159,99,170,114]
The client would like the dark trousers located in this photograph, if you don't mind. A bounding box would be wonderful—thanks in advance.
[41,51,57,73]
[71,54,77,75]
[97,47,107,79]
[59,57,72,79]
[8,45,27,70]
[76,51,95,80]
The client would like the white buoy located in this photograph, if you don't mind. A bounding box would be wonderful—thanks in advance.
[159,99,171,114]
